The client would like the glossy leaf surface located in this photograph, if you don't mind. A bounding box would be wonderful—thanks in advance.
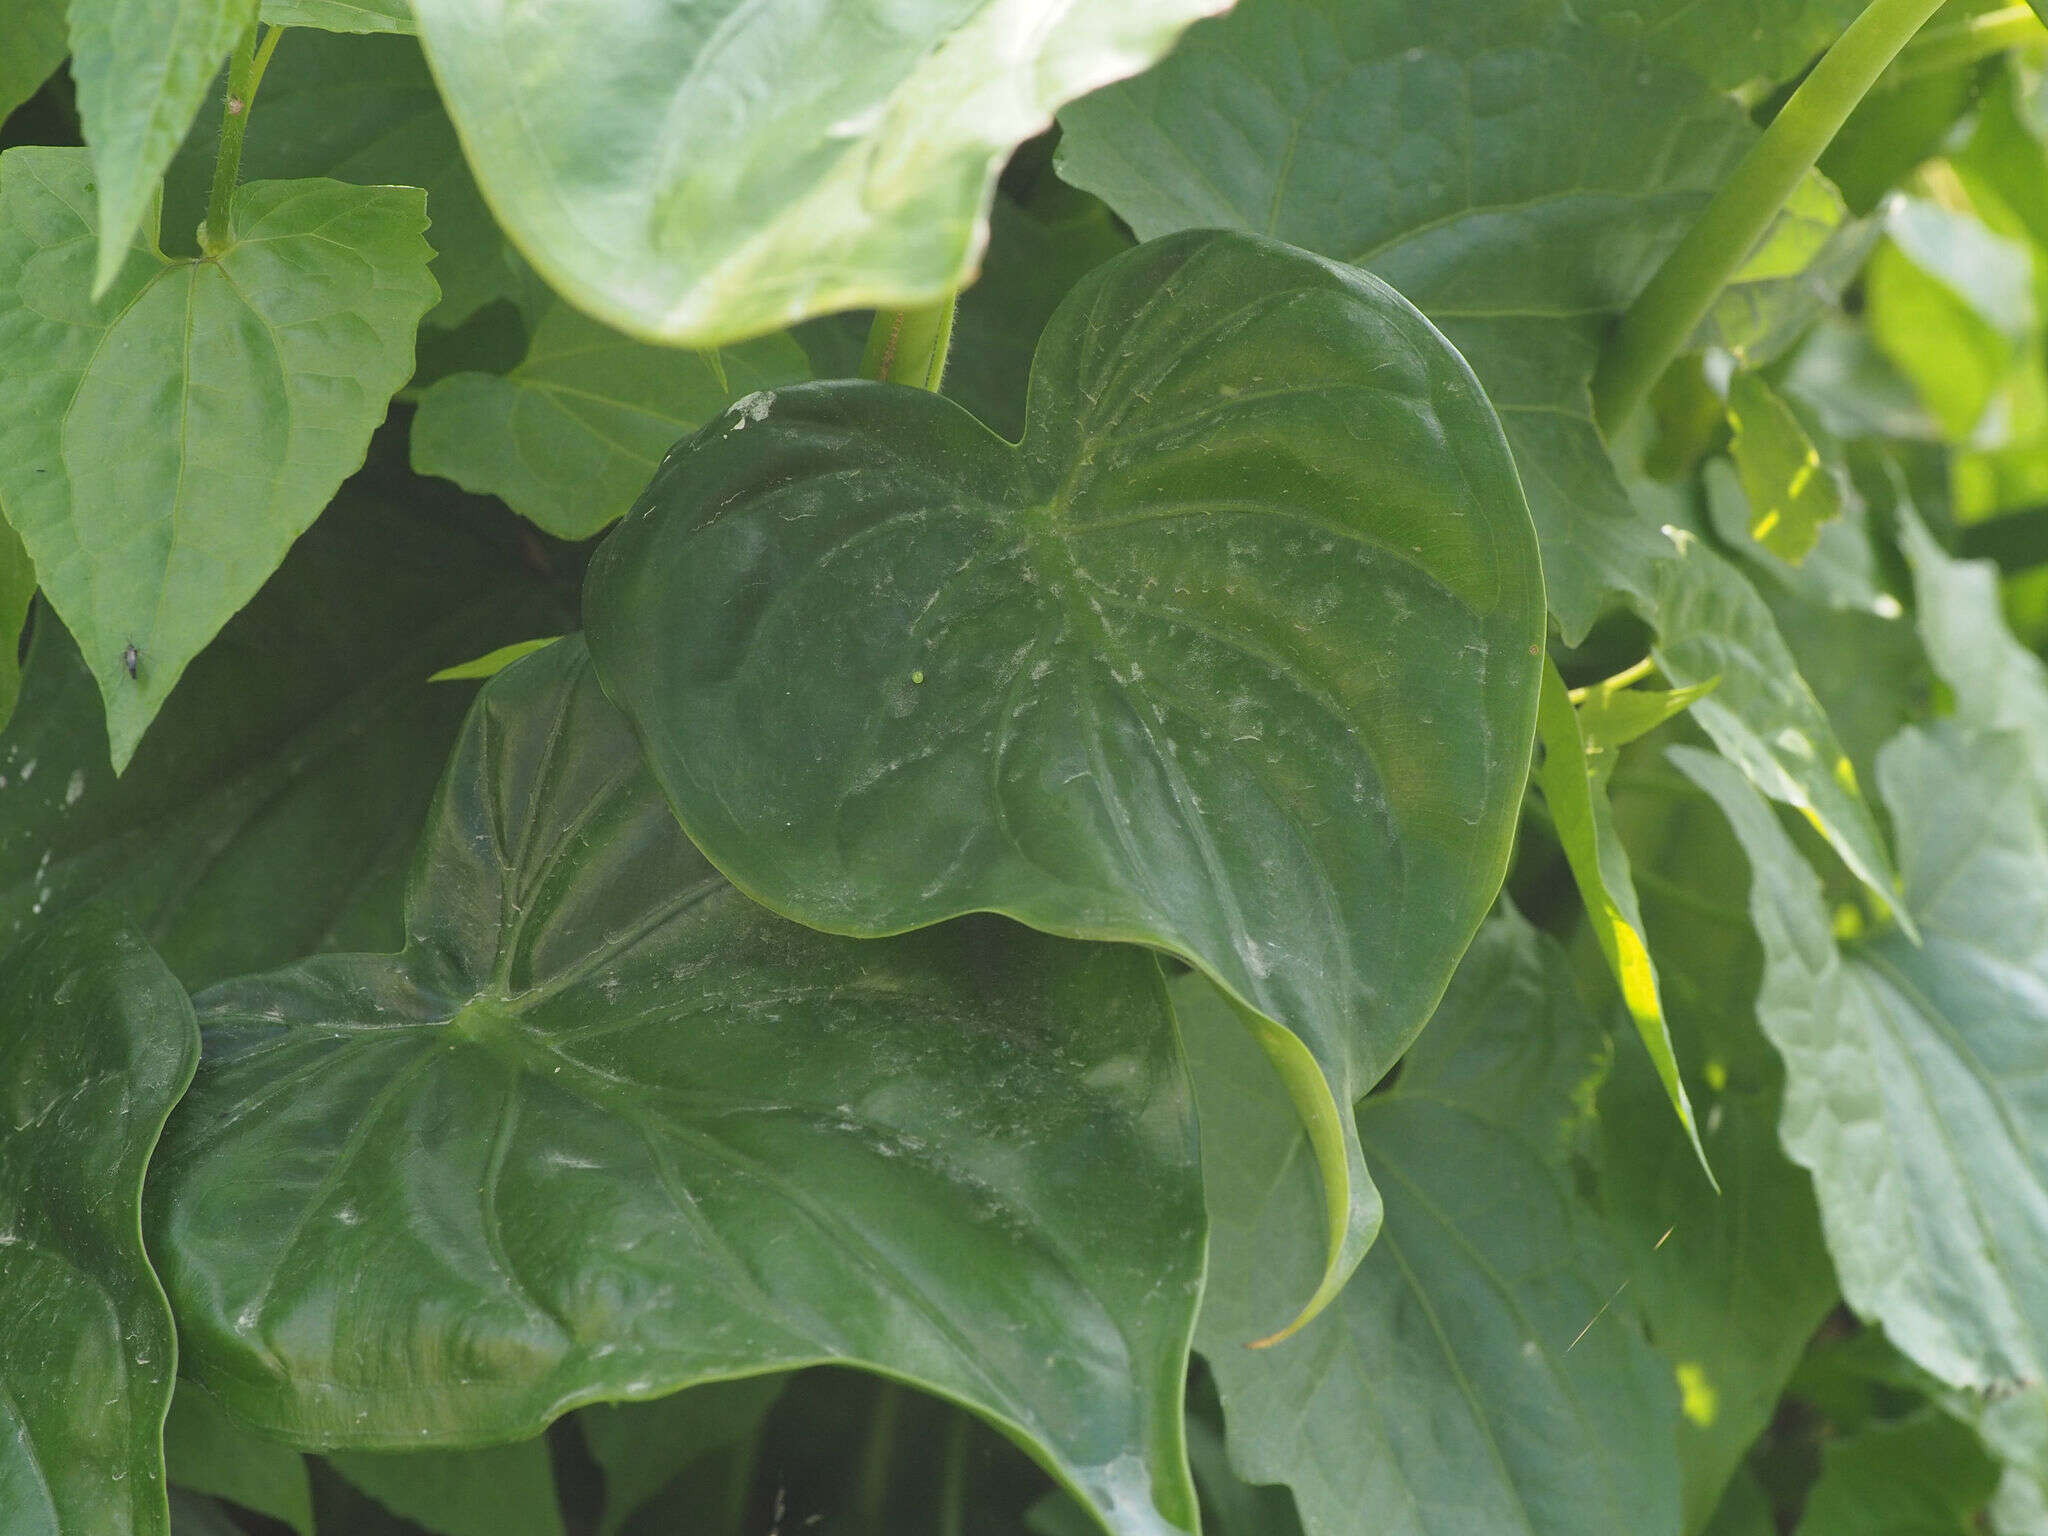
[411,302,809,538]
[1184,911,1679,1536]
[1057,0,1753,638]
[585,229,1546,1328]
[0,907,199,1536]
[406,0,1226,345]
[0,150,437,766]
[146,637,1205,1536]
[0,480,570,990]
[67,0,251,291]
[1679,732,2048,1391]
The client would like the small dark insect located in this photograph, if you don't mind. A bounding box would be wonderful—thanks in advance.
[122,642,139,680]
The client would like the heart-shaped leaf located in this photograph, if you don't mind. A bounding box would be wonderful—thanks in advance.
[145,636,1204,1536]
[405,0,1226,345]
[0,905,199,1536]
[0,149,437,768]
[584,228,1546,1332]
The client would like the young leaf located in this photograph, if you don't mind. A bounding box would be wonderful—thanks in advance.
[1055,0,1756,639]
[1535,659,1707,1171]
[0,480,571,989]
[0,0,67,124]
[1726,371,1845,564]
[1677,731,2048,1392]
[583,229,1547,1337]
[329,1442,565,1536]
[163,1386,313,1536]
[1649,531,1908,930]
[1183,911,1678,1536]
[0,149,438,768]
[0,906,199,1536]
[145,636,1205,1536]
[429,636,565,685]
[67,0,255,293]
[411,303,809,538]
[405,0,1227,345]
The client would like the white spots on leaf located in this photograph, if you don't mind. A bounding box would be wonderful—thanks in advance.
[63,769,84,808]
[727,390,775,430]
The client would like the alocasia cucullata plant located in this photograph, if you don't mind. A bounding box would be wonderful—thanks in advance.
[7,0,2048,1532]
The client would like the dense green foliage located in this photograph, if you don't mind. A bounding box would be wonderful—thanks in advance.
[7,1,2048,1533]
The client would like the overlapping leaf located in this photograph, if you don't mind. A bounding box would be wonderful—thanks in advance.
[0,149,437,767]
[0,478,570,989]
[1057,0,1754,639]
[67,0,253,291]
[145,636,1205,1536]
[584,229,1546,1333]
[163,1387,312,1536]
[1183,911,1678,1536]
[411,302,809,538]
[0,906,198,1536]
[0,0,67,125]
[406,0,1227,345]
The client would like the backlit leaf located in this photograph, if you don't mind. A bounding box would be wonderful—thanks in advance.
[406,0,1227,345]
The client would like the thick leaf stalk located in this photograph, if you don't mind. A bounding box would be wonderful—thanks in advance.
[202,23,283,253]
[1592,0,1950,434]
[860,295,959,391]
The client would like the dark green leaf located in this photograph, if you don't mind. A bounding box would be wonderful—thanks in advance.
[581,1378,787,1536]
[0,906,199,1536]
[0,479,570,991]
[329,1442,564,1536]
[163,1386,312,1536]
[406,0,1225,345]
[0,0,67,125]
[0,149,437,767]
[1056,0,1754,639]
[67,0,251,292]
[146,636,1205,1536]
[1575,0,1865,92]
[411,303,809,538]
[584,228,1545,1334]
[1184,908,1678,1536]
[0,513,32,733]
[1797,1413,1998,1535]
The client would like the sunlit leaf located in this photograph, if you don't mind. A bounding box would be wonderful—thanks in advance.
[406,0,1226,345]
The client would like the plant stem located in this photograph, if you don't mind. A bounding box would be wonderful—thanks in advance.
[202,23,284,253]
[851,1380,902,1536]
[1591,0,1951,435]
[859,296,958,391]
[937,1413,971,1536]
[1890,4,2045,83]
